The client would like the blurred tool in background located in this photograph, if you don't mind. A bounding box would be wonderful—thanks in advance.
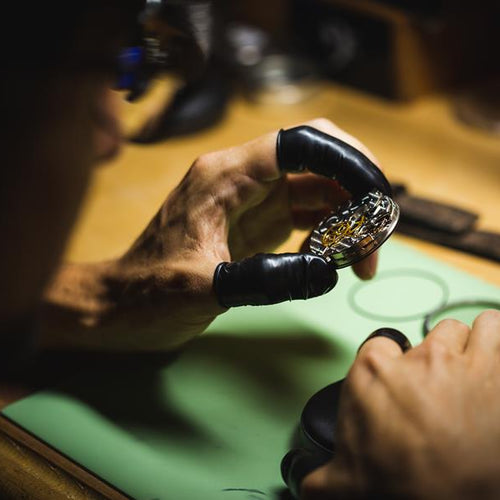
[128,0,499,142]
[129,0,232,143]
[128,0,323,142]
[289,0,499,101]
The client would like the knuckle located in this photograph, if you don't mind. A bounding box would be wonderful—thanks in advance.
[360,349,388,375]
[352,347,386,379]
[433,318,470,339]
[420,337,453,362]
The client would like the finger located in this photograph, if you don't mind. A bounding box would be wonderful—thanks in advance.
[213,253,338,308]
[424,318,471,354]
[304,118,379,164]
[291,209,331,230]
[357,327,411,360]
[228,179,294,259]
[352,250,378,281]
[344,328,410,398]
[287,174,349,210]
[277,125,391,197]
[234,118,381,184]
[465,309,500,356]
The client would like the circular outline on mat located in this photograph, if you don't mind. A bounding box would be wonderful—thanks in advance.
[423,299,500,336]
[348,268,450,322]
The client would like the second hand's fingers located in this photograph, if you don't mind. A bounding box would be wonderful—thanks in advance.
[356,327,410,366]
[423,318,471,354]
[346,327,410,390]
[465,309,500,359]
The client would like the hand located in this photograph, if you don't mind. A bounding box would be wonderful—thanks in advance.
[41,118,382,351]
[301,310,500,500]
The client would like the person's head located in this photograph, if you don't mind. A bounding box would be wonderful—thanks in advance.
[0,1,143,329]
[0,0,216,333]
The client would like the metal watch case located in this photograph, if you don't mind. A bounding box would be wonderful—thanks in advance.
[309,190,400,268]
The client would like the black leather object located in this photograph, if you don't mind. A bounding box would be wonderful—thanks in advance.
[281,380,343,499]
[281,328,411,498]
[213,253,338,308]
[277,126,392,198]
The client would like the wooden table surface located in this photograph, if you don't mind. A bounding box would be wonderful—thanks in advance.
[70,77,500,284]
[1,78,499,499]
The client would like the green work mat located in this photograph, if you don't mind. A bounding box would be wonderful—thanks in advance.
[3,241,500,500]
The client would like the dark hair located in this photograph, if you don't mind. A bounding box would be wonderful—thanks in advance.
[3,1,144,71]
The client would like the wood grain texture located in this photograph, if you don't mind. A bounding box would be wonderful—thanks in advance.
[0,416,128,499]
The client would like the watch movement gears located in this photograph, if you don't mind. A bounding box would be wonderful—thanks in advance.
[309,190,399,268]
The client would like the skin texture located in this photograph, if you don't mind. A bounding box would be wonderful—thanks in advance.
[301,309,500,500]
[38,110,380,351]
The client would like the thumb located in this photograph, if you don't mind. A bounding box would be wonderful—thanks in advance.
[213,253,338,308]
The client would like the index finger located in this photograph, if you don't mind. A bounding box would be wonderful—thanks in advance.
[358,327,411,359]
[238,118,380,182]
[350,328,410,385]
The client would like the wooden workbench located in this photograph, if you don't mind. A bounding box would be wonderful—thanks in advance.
[71,78,500,284]
[1,79,499,499]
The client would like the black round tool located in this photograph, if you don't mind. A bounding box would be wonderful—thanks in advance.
[281,328,411,498]
[280,380,343,499]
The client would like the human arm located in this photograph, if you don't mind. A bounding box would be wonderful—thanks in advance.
[39,118,382,351]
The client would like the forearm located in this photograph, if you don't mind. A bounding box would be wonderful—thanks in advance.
[38,258,220,352]
[38,261,119,350]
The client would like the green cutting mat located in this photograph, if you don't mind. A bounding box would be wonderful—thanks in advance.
[3,241,500,500]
